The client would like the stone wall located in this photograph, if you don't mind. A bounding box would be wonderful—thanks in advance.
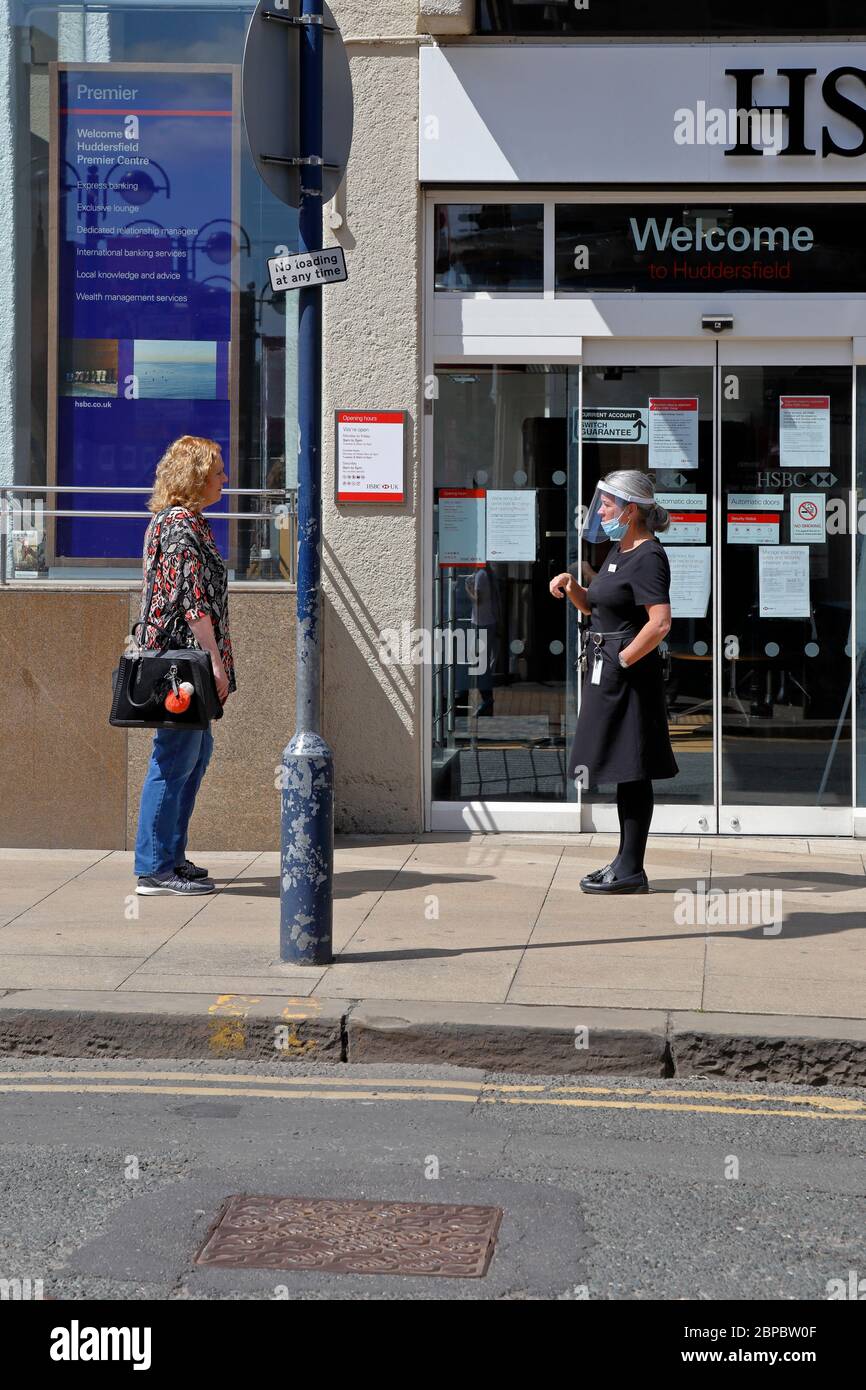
[0,586,294,850]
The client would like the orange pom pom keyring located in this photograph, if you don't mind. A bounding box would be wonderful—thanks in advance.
[164,666,195,715]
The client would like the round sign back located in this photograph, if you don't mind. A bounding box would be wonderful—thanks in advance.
[242,1,353,209]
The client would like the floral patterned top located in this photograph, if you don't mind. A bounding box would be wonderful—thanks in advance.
[139,506,236,693]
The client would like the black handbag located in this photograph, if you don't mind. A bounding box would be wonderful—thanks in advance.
[109,514,224,730]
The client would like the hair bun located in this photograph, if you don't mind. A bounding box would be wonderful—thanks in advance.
[647,503,670,534]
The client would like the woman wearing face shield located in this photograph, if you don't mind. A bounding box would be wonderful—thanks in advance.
[549,470,678,894]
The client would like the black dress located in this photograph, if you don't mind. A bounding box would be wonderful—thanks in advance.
[567,538,679,786]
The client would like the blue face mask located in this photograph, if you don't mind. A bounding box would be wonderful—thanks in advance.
[600,507,630,541]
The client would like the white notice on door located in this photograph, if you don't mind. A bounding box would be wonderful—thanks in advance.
[648,398,699,471]
[727,512,780,544]
[779,396,830,472]
[790,492,826,543]
[759,546,811,617]
[667,545,711,619]
[438,488,485,566]
[486,489,537,562]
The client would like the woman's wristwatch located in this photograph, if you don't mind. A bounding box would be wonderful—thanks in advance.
[618,652,630,669]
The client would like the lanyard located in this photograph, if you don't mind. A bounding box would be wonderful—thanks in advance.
[579,626,638,683]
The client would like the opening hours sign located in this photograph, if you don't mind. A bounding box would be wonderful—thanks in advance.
[335,410,407,503]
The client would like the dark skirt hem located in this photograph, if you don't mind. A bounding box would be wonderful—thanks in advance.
[568,750,680,785]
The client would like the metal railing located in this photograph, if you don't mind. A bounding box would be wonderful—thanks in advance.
[0,484,298,585]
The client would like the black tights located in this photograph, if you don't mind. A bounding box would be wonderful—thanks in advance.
[612,778,654,877]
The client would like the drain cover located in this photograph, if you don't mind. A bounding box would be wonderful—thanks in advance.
[194,1196,502,1277]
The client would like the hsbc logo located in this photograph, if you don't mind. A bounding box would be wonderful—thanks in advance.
[756,470,838,488]
[725,66,866,156]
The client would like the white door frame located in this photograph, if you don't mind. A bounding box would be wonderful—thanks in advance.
[715,340,855,836]
[423,191,858,835]
[428,339,855,836]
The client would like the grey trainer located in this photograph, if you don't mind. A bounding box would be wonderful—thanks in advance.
[174,858,210,881]
[136,872,215,896]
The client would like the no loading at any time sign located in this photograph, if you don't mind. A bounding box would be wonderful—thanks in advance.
[268,246,348,291]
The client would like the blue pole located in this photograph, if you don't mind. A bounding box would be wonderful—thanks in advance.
[280,0,333,964]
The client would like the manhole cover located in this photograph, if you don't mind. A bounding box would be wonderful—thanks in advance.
[194,1196,502,1277]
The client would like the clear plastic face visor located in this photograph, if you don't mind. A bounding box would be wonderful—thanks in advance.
[581,483,653,544]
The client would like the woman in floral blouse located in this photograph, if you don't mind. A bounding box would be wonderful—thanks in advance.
[134,435,235,896]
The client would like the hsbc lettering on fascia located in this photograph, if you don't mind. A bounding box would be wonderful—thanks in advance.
[629,217,814,254]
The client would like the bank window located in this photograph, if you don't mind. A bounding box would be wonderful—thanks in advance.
[554,202,866,295]
[434,205,544,292]
[4,2,296,583]
[474,1,866,36]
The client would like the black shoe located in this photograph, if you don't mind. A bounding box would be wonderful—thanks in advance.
[580,862,615,887]
[136,872,215,896]
[580,867,649,895]
[174,857,210,881]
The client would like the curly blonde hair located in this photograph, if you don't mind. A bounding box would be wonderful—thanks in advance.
[147,435,223,513]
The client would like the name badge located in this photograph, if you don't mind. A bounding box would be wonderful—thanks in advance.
[608,563,617,572]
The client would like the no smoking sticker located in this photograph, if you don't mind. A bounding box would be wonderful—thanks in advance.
[790,492,825,543]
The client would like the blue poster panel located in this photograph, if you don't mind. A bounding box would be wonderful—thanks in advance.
[51,65,238,560]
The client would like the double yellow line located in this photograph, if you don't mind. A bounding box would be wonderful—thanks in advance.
[0,1070,864,1121]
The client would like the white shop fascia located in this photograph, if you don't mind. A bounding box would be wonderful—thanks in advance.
[420,41,866,353]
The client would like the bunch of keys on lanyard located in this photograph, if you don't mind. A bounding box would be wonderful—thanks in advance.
[590,632,604,685]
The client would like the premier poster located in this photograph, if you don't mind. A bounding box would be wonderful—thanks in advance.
[48,64,240,563]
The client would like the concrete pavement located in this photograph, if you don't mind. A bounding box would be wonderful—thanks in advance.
[0,833,864,1081]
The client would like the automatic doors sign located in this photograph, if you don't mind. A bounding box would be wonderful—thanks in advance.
[578,406,648,444]
[648,398,699,471]
[655,492,707,544]
[727,493,784,511]
[335,410,406,503]
[268,247,347,292]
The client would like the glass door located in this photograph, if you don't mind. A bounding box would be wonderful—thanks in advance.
[572,343,717,833]
[430,344,855,835]
[717,347,854,834]
[574,341,855,836]
[429,365,579,829]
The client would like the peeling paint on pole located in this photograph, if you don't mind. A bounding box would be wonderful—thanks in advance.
[241,0,343,969]
[280,731,333,964]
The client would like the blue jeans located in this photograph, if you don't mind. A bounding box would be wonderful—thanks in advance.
[134,726,214,877]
